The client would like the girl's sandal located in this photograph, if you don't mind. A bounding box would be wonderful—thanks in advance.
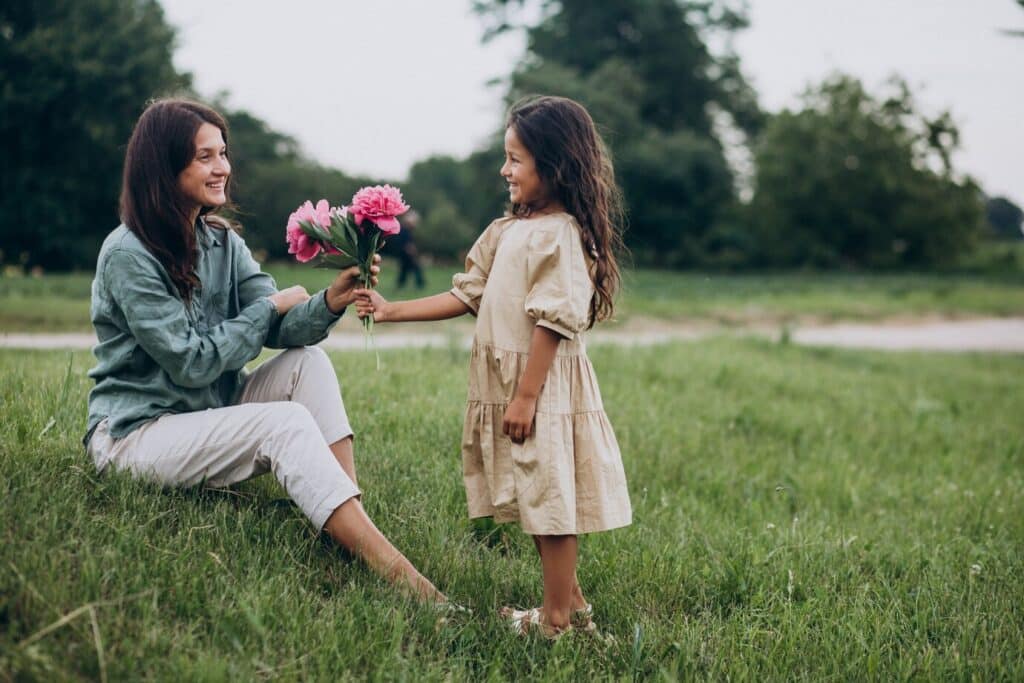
[434,602,473,616]
[503,607,572,641]
[500,604,594,625]
[571,603,599,634]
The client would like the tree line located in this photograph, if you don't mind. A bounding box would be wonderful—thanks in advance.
[0,0,1019,272]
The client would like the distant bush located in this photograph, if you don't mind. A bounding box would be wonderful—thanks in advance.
[747,75,985,269]
[985,196,1023,241]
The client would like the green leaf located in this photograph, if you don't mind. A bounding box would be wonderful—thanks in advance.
[344,219,361,251]
[325,213,356,255]
[316,253,359,269]
[328,228,356,256]
[298,219,330,242]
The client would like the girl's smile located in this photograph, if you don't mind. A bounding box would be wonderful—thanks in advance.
[501,126,547,208]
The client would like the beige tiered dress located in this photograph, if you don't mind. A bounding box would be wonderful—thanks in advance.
[450,213,632,535]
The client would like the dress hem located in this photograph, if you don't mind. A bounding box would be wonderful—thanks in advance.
[467,509,632,536]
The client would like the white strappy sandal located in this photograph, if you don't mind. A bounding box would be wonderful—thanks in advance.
[503,607,572,640]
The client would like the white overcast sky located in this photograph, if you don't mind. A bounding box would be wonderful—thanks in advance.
[161,0,1024,204]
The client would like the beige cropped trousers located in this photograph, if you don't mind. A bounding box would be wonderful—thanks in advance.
[87,346,360,530]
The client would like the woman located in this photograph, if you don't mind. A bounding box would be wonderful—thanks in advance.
[86,98,445,603]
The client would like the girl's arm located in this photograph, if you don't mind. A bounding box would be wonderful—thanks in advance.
[354,288,470,323]
[503,325,562,443]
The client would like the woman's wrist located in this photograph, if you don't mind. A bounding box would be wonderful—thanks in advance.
[324,286,349,315]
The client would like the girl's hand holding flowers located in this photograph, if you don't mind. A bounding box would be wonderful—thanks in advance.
[353,288,391,323]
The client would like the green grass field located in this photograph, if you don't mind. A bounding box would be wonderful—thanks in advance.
[3,262,1024,332]
[2,340,1021,679]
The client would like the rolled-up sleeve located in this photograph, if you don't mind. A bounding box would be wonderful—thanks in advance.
[106,249,276,388]
[451,219,506,314]
[232,232,342,348]
[523,220,593,339]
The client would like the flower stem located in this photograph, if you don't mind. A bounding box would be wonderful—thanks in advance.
[360,259,380,370]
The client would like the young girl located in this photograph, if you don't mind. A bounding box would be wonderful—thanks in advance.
[356,95,632,637]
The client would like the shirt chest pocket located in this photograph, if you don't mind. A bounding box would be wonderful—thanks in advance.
[202,282,232,326]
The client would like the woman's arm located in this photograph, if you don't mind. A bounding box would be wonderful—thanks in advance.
[502,325,562,443]
[354,289,471,323]
[105,249,279,388]
[233,230,377,347]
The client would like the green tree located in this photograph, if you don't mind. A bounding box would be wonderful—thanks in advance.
[402,146,507,263]
[748,75,984,268]
[0,0,188,269]
[402,155,478,261]
[1000,0,1024,37]
[985,196,1023,240]
[485,0,761,136]
[471,0,761,266]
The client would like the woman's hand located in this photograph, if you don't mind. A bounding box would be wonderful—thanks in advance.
[269,285,310,315]
[325,254,381,314]
[502,395,537,444]
[353,288,393,322]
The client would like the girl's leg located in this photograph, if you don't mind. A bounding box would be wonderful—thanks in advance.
[535,535,579,630]
[532,536,588,611]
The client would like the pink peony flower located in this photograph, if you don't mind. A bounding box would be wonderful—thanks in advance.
[286,199,332,262]
[348,184,409,235]
[286,229,321,262]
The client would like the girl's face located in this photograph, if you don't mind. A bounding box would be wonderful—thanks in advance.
[178,122,230,211]
[501,126,548,208]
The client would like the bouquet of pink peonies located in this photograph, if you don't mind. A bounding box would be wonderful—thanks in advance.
[286,185,409,364]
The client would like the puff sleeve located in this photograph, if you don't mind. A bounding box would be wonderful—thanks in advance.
[450,218,507,314]
[524,219,593,339]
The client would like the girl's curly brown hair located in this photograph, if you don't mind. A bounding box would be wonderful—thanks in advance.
[507,95,625,326]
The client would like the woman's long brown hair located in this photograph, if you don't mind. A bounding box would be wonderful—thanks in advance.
[507,95,625,326]
[119,98,232,301]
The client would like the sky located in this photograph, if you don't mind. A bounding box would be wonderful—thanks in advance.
[160,0,1024,204]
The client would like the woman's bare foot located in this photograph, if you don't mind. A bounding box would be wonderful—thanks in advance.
[324,498,445,604]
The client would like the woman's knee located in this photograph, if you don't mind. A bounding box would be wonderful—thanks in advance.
[268,401,321,439]
[295,345,331,371]
[274,345,331,376]
[294,346,346,402]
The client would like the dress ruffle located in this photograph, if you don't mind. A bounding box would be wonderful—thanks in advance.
[461,341,632,535]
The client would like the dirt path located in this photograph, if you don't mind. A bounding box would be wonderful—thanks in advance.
[2,317,1022,353]
[788,318,1024,353]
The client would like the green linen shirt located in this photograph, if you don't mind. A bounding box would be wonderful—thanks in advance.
[86,220,342,443]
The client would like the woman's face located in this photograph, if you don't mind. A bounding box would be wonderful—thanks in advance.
[501,125,548,207]
[178,122,230,211]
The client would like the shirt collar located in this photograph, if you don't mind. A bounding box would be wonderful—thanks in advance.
[196,216,224,248]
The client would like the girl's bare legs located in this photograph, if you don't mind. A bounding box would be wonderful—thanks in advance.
[532,536,588,614]
[323,497,445,604]
[329,436,358,487]
[535,535,581,630]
